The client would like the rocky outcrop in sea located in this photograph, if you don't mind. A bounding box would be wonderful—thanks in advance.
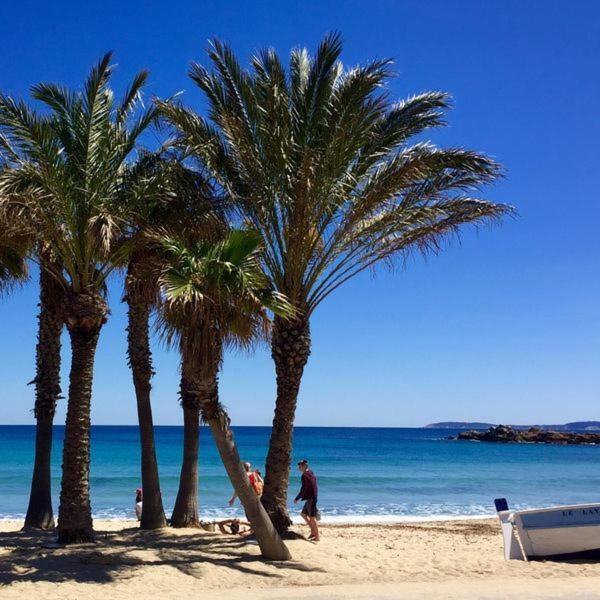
[452,425,600,445]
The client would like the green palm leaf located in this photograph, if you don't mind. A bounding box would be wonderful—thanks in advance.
[0,53,156,295]
[159,33,512,313]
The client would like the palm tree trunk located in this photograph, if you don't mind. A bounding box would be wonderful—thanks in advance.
[24,261,63,530]
[57,292,108,544]
[171,368,200,527]
[203,382,291,561]
[24,414,55,529]
[262,315,311,533]
[125,268,167,529]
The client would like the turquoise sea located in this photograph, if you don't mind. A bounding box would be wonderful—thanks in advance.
[1,426,599,522]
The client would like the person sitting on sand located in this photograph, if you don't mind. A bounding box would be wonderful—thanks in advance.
[217,518,253,536]
[228,461,264,505]
[134,488,143,521]
[294,459,320,541]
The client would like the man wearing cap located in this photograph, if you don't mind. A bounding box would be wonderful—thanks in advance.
[294,459,320,541]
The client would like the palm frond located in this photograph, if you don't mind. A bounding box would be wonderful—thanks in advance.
[161,34,511,315]
[0,53,155,295]
[155,227,293,376]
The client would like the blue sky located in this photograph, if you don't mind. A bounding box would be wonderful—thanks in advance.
[0,0,598,426]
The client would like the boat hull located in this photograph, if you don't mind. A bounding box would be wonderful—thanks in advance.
[497,503,600,560]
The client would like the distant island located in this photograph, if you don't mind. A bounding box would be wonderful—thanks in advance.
[452,425,600,445]
[426,421,600,431]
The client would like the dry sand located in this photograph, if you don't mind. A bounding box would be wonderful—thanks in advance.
[1,519,600,599]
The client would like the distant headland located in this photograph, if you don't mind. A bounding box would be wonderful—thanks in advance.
[426,421,600,431]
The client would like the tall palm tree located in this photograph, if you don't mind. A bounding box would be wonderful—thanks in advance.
[124,250,166,529]
[0,194,62,531]
[159,33,513,531]
[157,228,292,560]
[24,247,64,530]
[0,53,156,542]
[121,154,216,529]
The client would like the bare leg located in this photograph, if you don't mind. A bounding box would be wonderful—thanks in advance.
[307,516,320,541]
[300,512,313,538]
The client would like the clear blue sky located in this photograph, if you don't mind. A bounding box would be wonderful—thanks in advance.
[0,0,598,427]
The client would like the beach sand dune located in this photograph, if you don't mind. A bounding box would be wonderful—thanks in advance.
[1,519,600,599]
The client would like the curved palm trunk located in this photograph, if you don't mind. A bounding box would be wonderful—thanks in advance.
[262,316,311,533]
[171,367,201,527]
[57,293,108,544]
[24,261,63,530]
[200,369,291,561]
[126,269,167,530]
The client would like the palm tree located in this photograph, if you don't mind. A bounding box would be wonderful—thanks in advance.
[159,33,513,531]
[121,154,216,529]
[0,194,63,531]
[124,252,166,530]
[156,229,292,560]
[24,247,64,530]
[164,195,227,529]
[0,53,156,542]
[165,202,227,529]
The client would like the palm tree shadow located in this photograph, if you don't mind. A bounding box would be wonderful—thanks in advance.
[0,527,323,585]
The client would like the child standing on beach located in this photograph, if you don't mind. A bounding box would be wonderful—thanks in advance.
[294,459,320,541]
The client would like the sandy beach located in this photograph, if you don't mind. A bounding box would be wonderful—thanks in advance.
[1,518,600,599]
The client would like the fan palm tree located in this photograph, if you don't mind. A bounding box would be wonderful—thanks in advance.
[159,33,513,531]
[0,53,156,542]
[156,228,292,560]
[121,153,217,529]
[159,196,228,528]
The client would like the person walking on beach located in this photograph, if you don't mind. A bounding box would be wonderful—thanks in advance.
[294,459,320,541]
[229,462,264,506]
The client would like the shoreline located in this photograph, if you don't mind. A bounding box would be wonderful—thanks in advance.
[0,513,498,525]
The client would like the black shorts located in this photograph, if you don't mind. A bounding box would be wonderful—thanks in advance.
[301,497,318,518]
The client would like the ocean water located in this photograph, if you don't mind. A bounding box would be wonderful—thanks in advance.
[1,425,599,523]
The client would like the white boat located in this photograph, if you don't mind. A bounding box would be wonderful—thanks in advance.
[495,498,600,560]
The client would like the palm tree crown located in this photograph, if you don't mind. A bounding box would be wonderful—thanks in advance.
[158,228,292,372]
[159,32,512,315]
[0,52,156,301]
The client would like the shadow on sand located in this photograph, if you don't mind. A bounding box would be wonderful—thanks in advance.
[0,526,321,585]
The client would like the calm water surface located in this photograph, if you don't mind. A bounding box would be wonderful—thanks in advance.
[1,426,599,522]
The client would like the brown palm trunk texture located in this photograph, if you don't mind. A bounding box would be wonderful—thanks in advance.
[25,262,63,530]
[57,292,107,544]
[262,315,311,533]
[125,270,167,529]
[171,370,201,528]
[203,383,292,561]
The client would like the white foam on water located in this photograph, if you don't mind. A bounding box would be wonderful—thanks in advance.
[0,512,497,524]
